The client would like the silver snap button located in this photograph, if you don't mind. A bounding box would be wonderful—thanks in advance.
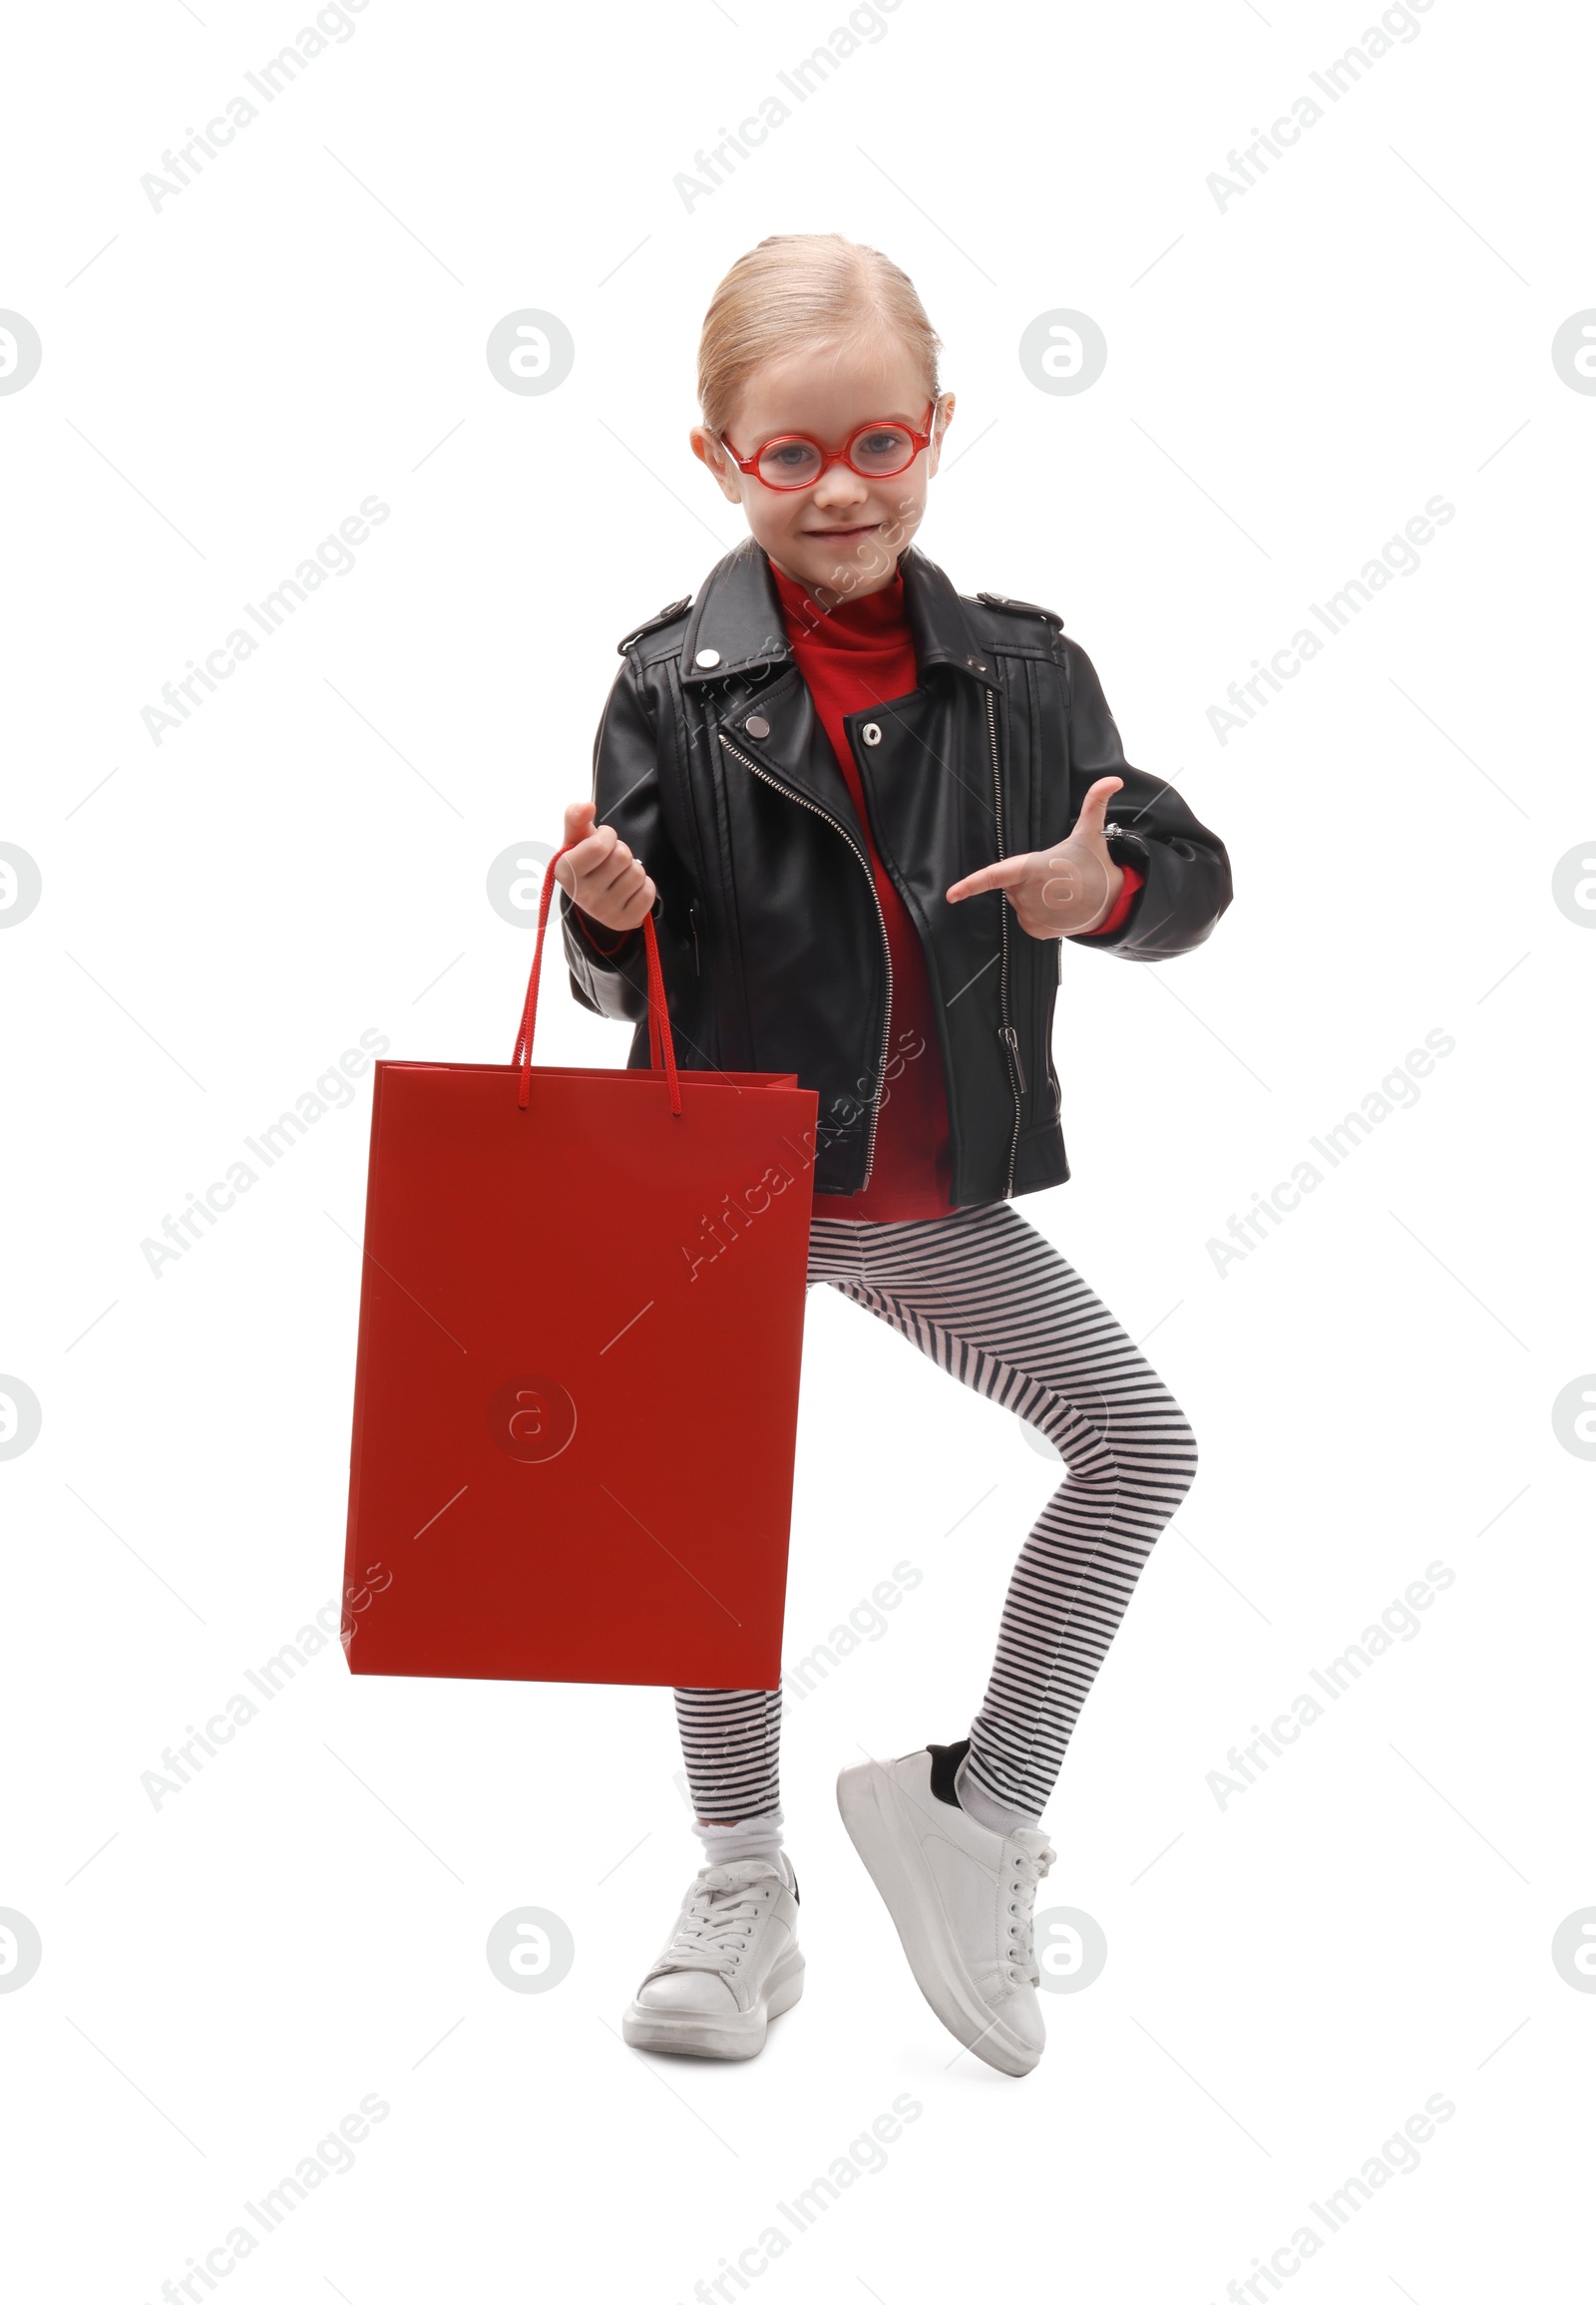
[862,722,882,746]
[695,647,721,668]
[745,715,770,738]
[968,657,988,672]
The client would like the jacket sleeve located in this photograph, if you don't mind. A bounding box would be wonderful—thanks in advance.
[560,650,697,1026]
[1060,639,1233,961]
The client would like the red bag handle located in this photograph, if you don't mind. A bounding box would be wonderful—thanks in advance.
[512,842,682,1116]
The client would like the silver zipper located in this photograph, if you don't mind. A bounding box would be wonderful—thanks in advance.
[716,728,894,1190]
[987,684,1023,1197]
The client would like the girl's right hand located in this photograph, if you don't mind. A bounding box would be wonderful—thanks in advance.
[553,800,657,933]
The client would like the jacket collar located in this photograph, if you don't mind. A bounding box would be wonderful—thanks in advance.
[678,540,1000,691]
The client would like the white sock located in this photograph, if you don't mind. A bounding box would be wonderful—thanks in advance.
[692,1807,785,1867]
[955,1752,1040,1839]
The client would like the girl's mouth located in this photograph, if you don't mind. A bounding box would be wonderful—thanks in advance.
[803,522,880,543]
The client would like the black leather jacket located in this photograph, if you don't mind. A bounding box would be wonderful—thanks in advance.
[561,540,1232,1208]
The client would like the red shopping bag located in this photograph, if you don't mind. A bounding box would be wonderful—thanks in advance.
[340,845,818,1688]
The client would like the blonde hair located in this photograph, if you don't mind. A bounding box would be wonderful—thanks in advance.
[696,233,942,436]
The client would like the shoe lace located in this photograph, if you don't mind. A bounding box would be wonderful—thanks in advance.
[1003,1838,1056,1988]
[648,1860,782,1980]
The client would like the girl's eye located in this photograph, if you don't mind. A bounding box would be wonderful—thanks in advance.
[767,441,816,467]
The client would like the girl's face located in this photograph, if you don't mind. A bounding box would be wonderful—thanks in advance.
[691,333,954,604]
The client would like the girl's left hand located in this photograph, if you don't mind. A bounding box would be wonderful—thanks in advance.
[945,776,1125,939]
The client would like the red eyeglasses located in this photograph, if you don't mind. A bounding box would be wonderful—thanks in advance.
[713,400,942,492]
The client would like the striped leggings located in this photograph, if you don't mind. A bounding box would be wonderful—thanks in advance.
[674,1200,1199,1823]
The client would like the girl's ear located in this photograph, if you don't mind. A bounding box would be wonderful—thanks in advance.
[691,425,744,506]
[928,391,956,476]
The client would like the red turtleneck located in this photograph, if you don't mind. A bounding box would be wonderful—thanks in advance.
[769,563,954,1219]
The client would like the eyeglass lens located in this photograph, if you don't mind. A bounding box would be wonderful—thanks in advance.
[756,423,917,487]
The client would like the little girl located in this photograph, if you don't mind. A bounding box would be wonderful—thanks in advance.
[554,234,1231,2077]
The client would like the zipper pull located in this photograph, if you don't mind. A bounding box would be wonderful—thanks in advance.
[999,1023,1026,1093]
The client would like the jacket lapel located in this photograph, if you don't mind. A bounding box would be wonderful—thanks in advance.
[716,662,869,841]
[683,544,862,834]
[682,541,1000,841]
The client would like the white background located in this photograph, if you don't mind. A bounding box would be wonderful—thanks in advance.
[2,0,1592,2297]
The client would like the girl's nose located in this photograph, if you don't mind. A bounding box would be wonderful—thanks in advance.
[811,463,870,511]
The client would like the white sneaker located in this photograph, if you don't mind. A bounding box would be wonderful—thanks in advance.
[621,1856,804,2060]
[837,1743,1055,2077]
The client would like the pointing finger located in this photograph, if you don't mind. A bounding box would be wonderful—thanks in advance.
[946,857,1029,903]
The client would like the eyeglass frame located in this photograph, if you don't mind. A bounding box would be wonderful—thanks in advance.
[709,398,946,493]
